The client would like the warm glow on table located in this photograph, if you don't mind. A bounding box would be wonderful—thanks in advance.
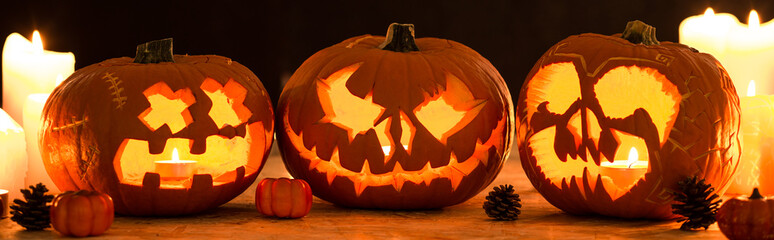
[2,31,74,124]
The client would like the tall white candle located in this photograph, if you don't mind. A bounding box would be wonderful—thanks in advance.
[23,92,58,191]
[728,81,774,195]
[0,108,27,202]
[2,31,74,124]
[680,8,774,96]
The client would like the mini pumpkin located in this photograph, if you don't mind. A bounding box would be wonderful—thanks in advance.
[255,178,313,218]
[717,188,774,239]
[277,23,514,209]
[517,21,740,219]
[40,39,274,216]
[50,190,114,237]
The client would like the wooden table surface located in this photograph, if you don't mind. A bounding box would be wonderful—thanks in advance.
[0,145,728,239]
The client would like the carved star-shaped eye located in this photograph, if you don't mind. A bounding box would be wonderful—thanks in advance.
[414,74,486,144]
[139,82,196,134]
[201,78,252,129]
[317,63,385,142]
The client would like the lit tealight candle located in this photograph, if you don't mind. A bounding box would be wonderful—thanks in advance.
[381,145,409,156]
[154,148,197,180]
[600,147,649,189]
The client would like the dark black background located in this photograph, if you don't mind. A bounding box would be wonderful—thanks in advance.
[1,1,771,107]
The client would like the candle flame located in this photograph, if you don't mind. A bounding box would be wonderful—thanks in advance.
[748,80,756,97]
[381,145,410,156]
[704,8,715,17]
[627,147,638,168]
[172,148,180,162]
[31,31,43,54]
[749,10,761,29]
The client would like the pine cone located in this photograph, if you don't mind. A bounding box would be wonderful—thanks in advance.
[10,183,54,230]
[672,176,721,230]
[483,184,521,220]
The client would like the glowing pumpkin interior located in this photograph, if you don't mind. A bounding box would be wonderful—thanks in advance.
[284,63,501,196]
[114,78,269,188]
[525,62,681,200]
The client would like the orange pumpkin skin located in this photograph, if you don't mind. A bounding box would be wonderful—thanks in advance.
[255,178,313,218]
[41,53,275,216]
[277,24,514,209]
[517,23,740,219]
[51,190,114,237]
[717,189,774,240]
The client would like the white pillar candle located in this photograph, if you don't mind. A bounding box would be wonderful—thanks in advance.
[2,31,74,124]
[0,108,27,202]
[678,8,737,60]
[23,93,58,191]
[680,8,774,96]
[725,11,774,95]
[728,81,774,195]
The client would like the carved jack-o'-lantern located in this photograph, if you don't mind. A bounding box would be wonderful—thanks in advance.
[40,39,274,216]
[277,24,514,209]
[517,21,741,219]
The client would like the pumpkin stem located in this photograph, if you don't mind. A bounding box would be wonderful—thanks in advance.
[621,20,660,45]
[750,188,764,199]
[133,38,175,63]
[378,23,420,52]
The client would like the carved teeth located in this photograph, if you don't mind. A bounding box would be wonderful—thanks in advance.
[284,107,507,195]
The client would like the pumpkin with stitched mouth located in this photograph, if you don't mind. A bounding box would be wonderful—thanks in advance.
[517,21,741,219]
[40,39,274,216]
[277,23,514,209]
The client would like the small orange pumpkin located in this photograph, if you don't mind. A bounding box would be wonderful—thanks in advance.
[50,190,114,237]
[255,178,313,218]
[717,188,774,239]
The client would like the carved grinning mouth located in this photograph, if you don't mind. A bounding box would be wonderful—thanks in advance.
[114,122,270,188]
[283,111,506,196]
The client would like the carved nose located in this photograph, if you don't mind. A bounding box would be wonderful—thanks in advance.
[374,111,413,164]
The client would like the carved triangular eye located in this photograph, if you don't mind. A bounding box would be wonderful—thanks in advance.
[316,63,385,142]
[414,74,485,144]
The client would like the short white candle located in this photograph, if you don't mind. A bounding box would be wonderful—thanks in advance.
[154,148,197,180]
[23,92,59,191]
[0,109,27,202]
[2,31,74,124]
